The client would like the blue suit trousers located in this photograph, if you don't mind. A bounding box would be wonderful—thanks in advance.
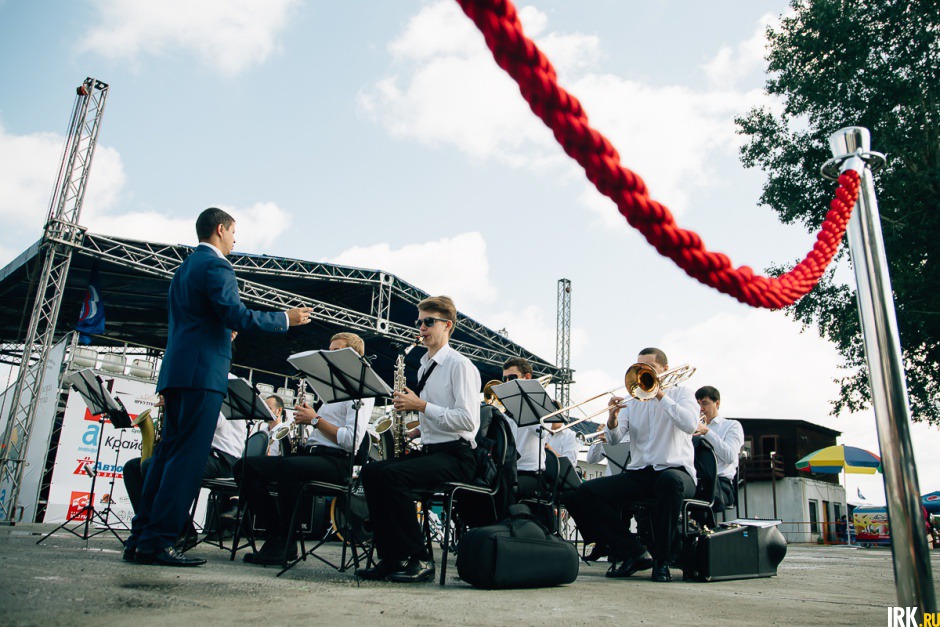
[127,387,223,553]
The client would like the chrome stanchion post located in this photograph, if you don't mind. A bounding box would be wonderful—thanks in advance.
[822,126,936,616]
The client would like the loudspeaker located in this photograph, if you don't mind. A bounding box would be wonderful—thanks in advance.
[682,522,787,582]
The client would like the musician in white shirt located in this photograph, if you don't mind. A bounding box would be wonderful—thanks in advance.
[693,386,743,509]
[357,296,481,584]
[236,332,373,566]
[569,348,698,583]
[501,357,549,499]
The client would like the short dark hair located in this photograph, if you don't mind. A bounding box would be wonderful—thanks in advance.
[502,357,533,376]
[196,207,234,241]
[638,347,668,369]
[695,386,720,402]
[266,394,284,411]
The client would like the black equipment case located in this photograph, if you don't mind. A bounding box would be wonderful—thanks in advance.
[456,505,579,589]
[681,521,788,582]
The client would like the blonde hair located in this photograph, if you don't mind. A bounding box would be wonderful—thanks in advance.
[331,332,365,356]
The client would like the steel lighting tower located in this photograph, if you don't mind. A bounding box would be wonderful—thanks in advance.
[0,78,109,524]
[555,278,572,417]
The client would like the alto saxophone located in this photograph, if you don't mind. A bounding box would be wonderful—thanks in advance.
[392,336,422,458]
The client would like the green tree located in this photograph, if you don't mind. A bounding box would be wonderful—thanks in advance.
[736,0,940,425]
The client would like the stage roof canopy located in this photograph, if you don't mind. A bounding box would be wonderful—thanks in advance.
[0,233,560,389]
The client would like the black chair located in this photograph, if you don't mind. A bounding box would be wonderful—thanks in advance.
[187,430,268,553]
[276,435,373,576]
[629,438,722,553]
[413,416,511,586]
[517,448,562,534]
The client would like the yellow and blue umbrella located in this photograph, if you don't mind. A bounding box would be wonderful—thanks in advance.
[796,444,882,475]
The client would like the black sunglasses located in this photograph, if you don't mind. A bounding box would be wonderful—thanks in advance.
[502,373,519,382]
[415,317,450,328]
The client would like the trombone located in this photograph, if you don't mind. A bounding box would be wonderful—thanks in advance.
[482,373,553,414]
[538,362,696,433]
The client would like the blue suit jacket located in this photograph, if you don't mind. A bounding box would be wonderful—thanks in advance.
[156,244,287,394]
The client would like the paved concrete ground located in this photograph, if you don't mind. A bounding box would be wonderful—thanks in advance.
[0,523,934,626]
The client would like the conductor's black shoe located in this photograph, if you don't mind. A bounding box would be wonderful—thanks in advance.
[173,530,199,554]
[606,551,653,578]
[122,546,136,562]
[387,556,435,583]
[135,547,206,567]
[651,559,672,582]
[355,559,407,581]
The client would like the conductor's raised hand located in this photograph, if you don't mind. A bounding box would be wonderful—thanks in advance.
[287,307,313,326]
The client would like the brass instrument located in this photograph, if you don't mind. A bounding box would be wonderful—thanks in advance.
[372,410,419,435]
[132,396,163,462]
[391,336,422,458]
[576,428,607,445]
[538,362,696,433]
[624,362,696,401]
[482,379,505,412]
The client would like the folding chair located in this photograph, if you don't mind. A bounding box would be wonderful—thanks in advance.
[518,447,562,534]
[276,436,373,576]
[414,417,511,586]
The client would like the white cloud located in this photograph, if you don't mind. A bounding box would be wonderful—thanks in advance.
[702,13,780,88]
[80,0,300,75]
[0,122,127,232]
[328,232,498,309]
[83,201,292,253]
[361,1,777,228]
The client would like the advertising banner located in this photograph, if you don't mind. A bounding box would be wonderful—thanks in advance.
[44,375,158,524]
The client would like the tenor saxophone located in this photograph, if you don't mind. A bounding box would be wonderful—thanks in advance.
[391,336,422,458]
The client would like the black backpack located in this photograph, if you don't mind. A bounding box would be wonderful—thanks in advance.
[459,404,518,527]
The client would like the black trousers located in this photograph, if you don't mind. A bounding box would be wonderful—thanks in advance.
[123,450,236,513]
[569,466,695,561]
[127,388,224,553]
[235,452,348,540]
[360,442,474,562]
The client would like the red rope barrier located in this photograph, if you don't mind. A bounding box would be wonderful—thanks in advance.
[455,0,861,309]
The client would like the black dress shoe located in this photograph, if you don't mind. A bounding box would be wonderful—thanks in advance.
[355,559,407,581]
[243,539,298,566]
[173,532,199,554]
[122,546,136,562]
[135,547,207,567]
[386,556,435,583]
[651,559,672,582]
[606,551,653,578]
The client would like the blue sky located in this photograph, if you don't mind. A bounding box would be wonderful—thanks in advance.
[1,0,936,504]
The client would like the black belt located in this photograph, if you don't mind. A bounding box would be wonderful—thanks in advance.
[423,440,470,454]
[304,446,350,459]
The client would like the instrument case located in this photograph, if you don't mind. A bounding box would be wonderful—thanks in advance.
[456,505,579,589]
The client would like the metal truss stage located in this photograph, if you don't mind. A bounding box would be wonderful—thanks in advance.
[0,231,560,388]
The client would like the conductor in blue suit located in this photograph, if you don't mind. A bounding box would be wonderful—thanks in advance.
[126,207,312,567]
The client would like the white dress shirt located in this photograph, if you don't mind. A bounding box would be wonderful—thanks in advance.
[417,344,481,446]
[212,413,247,459]
[547,428,578,466]
[606,385,699,483]
[701,414,745,479]
[306,397,374,453]
[512,424,545,472]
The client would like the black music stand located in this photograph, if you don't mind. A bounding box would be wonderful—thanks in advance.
[492,379,561,502]
[602,441,631,474]
[37,368,131,546]
[280,347,392,574]
[220,376,275,558]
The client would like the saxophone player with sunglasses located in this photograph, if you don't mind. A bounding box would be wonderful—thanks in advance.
[357,296,480,583]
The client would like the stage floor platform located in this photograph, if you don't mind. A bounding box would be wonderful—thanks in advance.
[1,522,934,625]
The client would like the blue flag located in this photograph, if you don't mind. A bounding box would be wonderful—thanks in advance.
[76,266,105,344]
